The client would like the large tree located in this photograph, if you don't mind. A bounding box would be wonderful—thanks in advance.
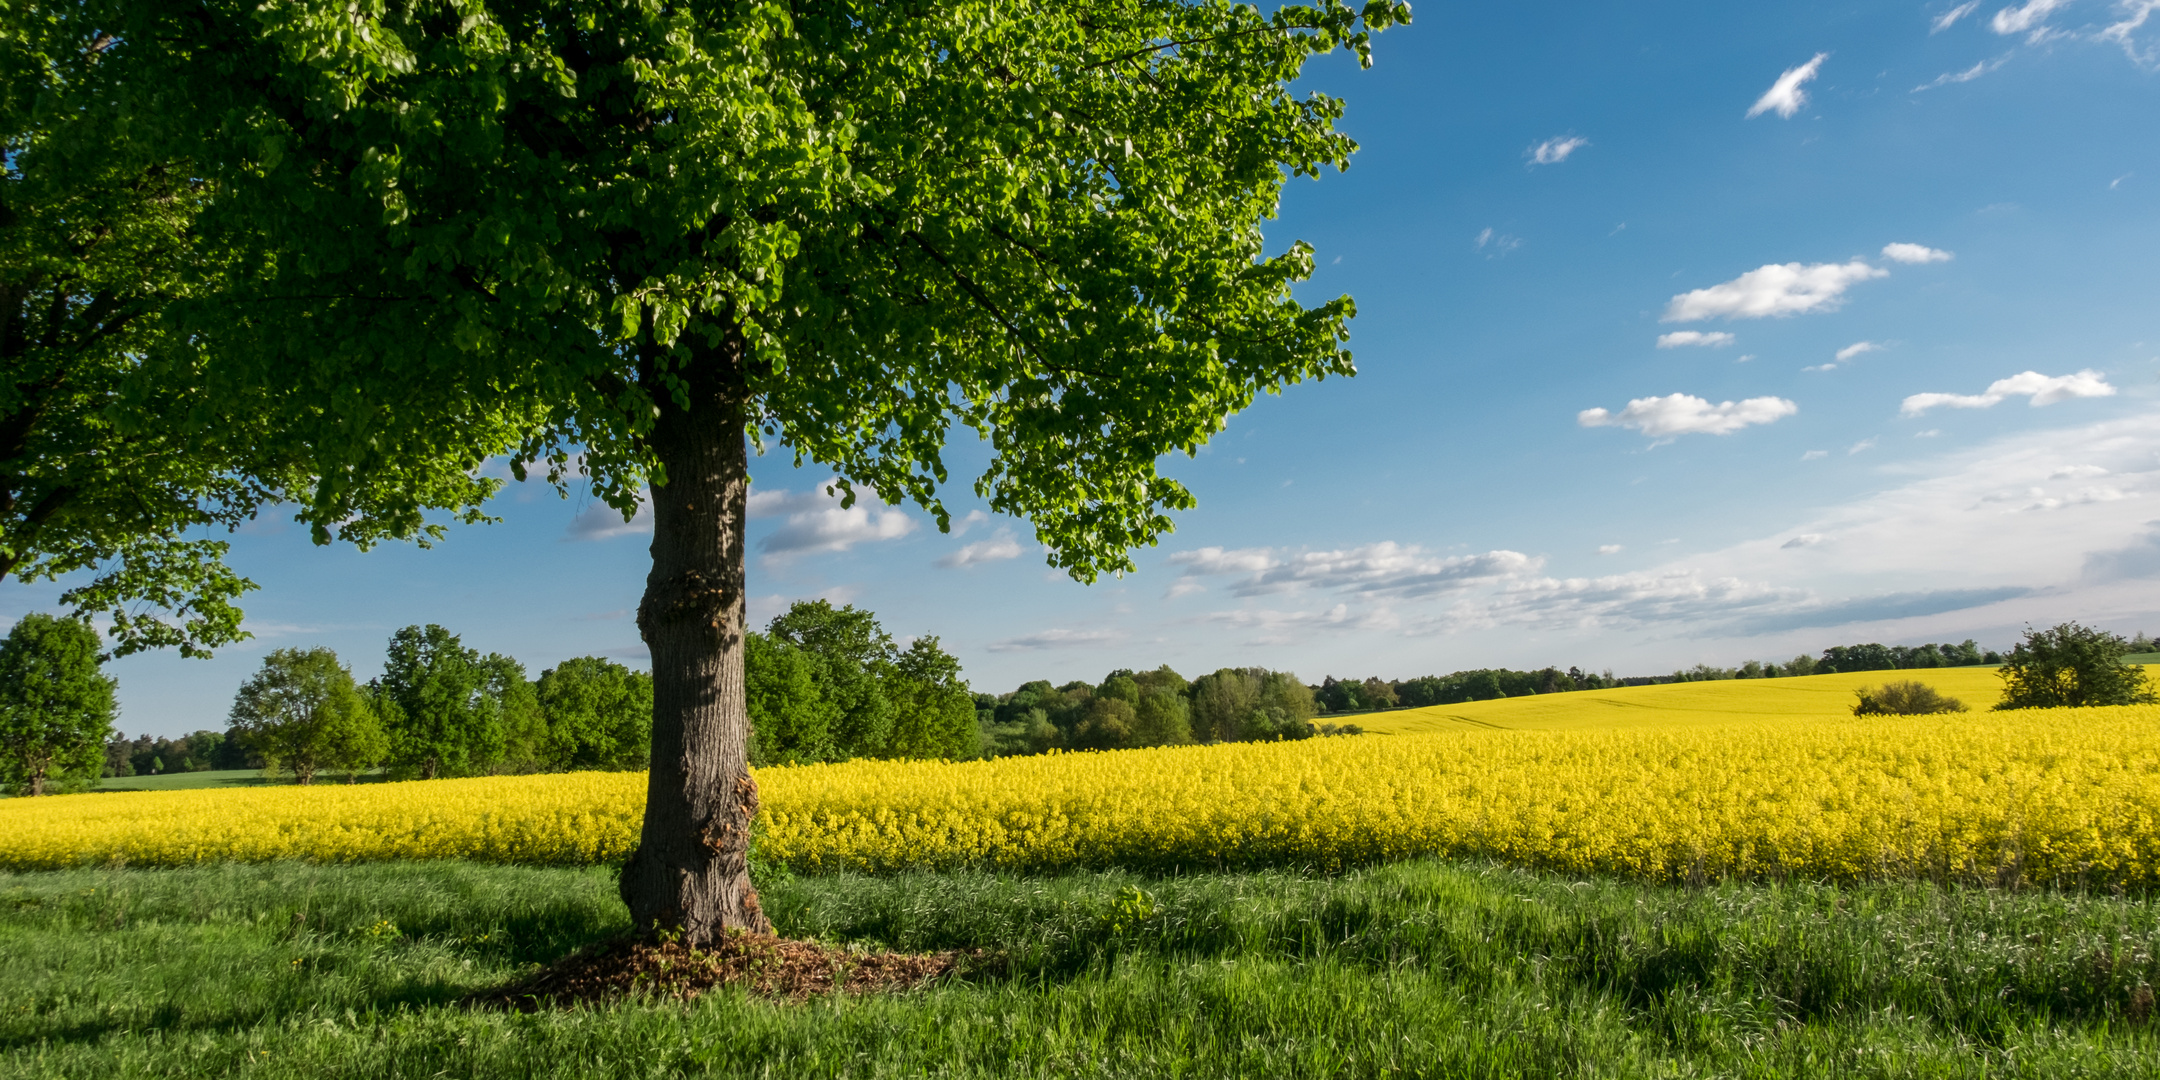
[227,646,385,785]
[121,0,1403,939]
[0,613,117,794]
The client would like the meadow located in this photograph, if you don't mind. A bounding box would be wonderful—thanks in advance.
[3,859,2157,1078]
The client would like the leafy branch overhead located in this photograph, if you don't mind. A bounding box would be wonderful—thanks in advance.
[145,0,1407,580]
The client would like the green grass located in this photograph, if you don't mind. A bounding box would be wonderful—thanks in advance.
[1,860,2154,1078]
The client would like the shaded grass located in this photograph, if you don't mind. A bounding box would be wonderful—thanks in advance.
[1,859,2154,1077]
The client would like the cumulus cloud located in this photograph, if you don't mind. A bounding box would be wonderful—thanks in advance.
[750,486,917,555]
[1747,53,1829,118]
[1992,0,2073,36]
[1656,331,1737,349]
[1528,135,1589,165]
[1598,544,1624,555]
[1167,542,1540,600]
[1578,393,1799,439]
[1881,242,1954,264]
[985,628,1124,652]
[1933,1,1982,31]
[937,528,1025,568]
[1914,55,2011,90]
[1900,370,2118,415]
[1663,260,1888,321]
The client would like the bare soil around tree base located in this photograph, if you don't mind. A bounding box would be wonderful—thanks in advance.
[477,930,991,1009]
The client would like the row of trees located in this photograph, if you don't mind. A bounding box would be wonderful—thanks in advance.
[973,666,1331,756]
[217,626,654,785]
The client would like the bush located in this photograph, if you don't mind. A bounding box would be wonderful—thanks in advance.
[1851,680,1966,716]
[1994,621,2158,711]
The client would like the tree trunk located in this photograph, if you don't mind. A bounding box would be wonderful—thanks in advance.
[620,330,772,941]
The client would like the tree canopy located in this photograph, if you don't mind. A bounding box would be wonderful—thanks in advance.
[1995,622,2157,711]
[227,646,386,785]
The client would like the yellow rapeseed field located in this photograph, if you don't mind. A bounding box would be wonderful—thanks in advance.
[3,673,2156,887]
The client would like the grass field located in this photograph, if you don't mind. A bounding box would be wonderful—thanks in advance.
[2,859,2155,1078]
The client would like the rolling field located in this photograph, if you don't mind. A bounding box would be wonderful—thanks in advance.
[1354,667,2042,734]
[5,670,2157,889]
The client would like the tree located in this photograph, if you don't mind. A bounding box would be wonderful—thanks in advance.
[1994,622,2158,711]
[765,601,897,760]
[537,656,655,771]
[1190,669,1260,743]
[226,647,382,785]
[1132,687,1193,746]
[885,636,980,760]
[125,0,1403,940]
[481,653,549,774]
[0,613,116,794]
[375,625,496,779]
[2,7,501,658]
[743,633,835,766]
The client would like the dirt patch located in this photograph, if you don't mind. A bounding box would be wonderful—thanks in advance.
[476,932,990,1009]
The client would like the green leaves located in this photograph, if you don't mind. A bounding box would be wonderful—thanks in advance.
[114,0,1398,582]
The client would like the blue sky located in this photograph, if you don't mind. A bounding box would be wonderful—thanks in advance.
[17,1,2160,737]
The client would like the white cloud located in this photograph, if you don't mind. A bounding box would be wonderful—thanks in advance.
[1835,341,1883,362]
[1849,437,1879,455]
[1168,542,1540,600]
[1802,450,1829,460]
[1164,580,1208,599]
[1528,135,1589,165]
[985,628,1124,652]
[1901,370,2118,415]
[1992,0,2073,36]
[1934,1,1982,31]
[2099,1,2160,65]
[1914,55,2011,90]
[1578,393,1799,439]
[1747,53,1829,118]
[1881,242,1954,264]
[937,528,1025,568]
[948,509,992,535]
[1782,534,1826,548]
[1202,603,1402,645]
[1663,260,1888,321]
[751,486,917,555]
[1598,544,1624,555]
[1656,331,1737,349]
[2052,464,2111,478]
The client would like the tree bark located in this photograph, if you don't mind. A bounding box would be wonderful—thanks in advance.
[620,329,772,941]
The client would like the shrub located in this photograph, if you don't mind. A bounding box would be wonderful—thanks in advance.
[1851,680,1966,716]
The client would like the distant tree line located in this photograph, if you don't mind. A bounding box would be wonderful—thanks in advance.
[97,600,976,785]
[973,665,1333,757]
[1301,639,2014,715]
